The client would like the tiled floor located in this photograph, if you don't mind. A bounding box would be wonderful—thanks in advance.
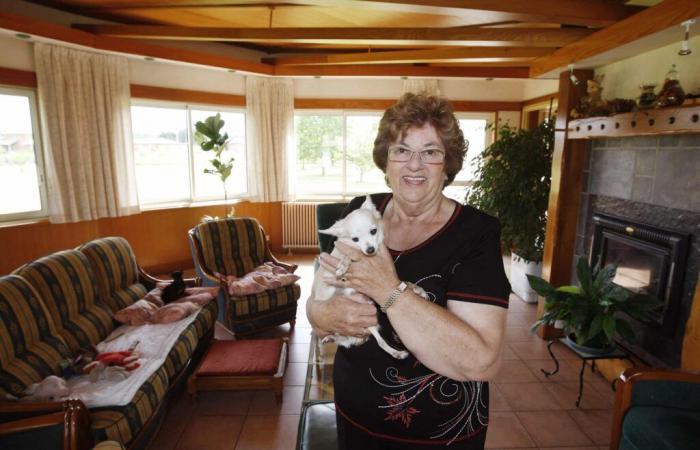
[148,254,615,450]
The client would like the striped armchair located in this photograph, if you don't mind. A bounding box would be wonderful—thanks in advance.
[189,217,301,336]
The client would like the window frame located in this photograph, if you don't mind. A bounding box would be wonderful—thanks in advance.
[0,86,48,222]
[130,99,248,208]
[293,109,385,201]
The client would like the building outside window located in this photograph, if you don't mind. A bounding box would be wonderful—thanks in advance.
[130,101,247,206]
[0,88,47,221]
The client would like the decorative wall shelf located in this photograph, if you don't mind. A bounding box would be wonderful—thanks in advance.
[567,105,700,139]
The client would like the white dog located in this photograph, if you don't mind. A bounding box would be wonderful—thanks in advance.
[313,195,410,359]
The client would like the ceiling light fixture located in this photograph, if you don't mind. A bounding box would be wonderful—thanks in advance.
[678,19,695,56]
[568,64,580,85]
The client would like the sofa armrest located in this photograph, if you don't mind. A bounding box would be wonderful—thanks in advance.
[610,368,700,450]
[138,266,202,289]
[0,399,93,450]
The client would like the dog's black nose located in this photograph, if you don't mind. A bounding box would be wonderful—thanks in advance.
[366,246,375,254]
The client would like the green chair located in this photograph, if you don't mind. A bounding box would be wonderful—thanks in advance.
[610,367,700,450]
[316,202,349,254]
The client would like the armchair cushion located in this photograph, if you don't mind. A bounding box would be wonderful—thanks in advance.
[79,237,148,313]
[620,406,700,450]
[0,275,73,398]
[14,250,115,353]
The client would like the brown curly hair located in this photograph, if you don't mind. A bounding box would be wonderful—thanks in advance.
[373,93,468,187]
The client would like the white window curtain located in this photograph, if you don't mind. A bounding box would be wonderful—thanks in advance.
[402,79,441,96]
[245,76,294,202]
[34,43,139,223]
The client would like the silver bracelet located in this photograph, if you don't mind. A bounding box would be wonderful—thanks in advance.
[381,281,407,313]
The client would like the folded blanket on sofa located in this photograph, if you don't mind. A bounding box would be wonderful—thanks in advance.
[215,262,300,296]
[65,312,199,408]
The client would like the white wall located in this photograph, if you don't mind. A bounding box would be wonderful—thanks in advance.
[596,36,700,100]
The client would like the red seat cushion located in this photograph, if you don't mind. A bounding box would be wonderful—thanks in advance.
[197,339,284,377]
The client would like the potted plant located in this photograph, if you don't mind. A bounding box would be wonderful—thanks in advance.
[193,113,234,218]
[528,257,660,354]
[466,119,554,303]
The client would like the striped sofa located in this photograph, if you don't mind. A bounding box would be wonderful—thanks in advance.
[0,237,217,450]
[189,217,300,336]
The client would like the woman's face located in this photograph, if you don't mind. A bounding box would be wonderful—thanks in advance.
[385,123,447,206]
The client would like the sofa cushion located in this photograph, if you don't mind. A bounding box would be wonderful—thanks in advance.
[90,365,169,445]
[15,250,115,353]
[79,237,148,313]
[193,218,266,277]
[0,275,73,398]
[161,300,217,381]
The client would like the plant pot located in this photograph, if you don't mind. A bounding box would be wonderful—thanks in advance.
[565,334,616,356]
[510,253,542,304]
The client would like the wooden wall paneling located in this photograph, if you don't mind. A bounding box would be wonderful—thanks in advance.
[536,69,593,340]
[130,85,245,107]
[0,67,37,88]
[0,202,282,276]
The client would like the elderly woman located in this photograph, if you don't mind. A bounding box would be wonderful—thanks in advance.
[307,93,510,449]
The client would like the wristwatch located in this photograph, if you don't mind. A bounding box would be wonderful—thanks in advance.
[381,281,407,313]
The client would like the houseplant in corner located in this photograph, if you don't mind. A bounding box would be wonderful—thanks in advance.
[528,256,660,354]
[466,119,554,303]
[194,113,234,219]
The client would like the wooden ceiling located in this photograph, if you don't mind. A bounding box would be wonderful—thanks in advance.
[19,1,697,78]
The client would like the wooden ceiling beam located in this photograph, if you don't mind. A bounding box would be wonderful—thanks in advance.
[0,11,273,75]
[266,47,551,65]
[58,0,642,27]
[273,64,530,78]
[530,0,700,77]
[73,25,593,47]
[343,0,641,27]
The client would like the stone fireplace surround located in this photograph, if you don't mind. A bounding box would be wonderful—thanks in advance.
[573,134,700,367]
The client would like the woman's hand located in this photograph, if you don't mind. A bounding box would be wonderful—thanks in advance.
[307,292,378,337]
[319,241,400,305]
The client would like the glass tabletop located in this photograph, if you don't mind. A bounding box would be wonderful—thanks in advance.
[302,331,337,404]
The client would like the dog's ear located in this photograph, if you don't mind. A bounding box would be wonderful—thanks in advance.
[318,219,345,237]
[361,194,376,211]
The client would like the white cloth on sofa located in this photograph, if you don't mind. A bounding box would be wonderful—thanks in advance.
[66,311,199,407]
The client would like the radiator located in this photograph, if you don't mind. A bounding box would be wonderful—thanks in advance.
[282,202,319,252]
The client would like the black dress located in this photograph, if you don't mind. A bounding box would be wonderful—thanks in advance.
[333,193,511,449]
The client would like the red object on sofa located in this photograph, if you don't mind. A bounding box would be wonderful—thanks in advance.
[197,339,284,376]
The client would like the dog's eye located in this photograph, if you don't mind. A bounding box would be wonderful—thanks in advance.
[370,228,377,235]
[352,237,359,242]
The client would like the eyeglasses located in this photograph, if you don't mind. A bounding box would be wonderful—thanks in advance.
[387,145,446,164]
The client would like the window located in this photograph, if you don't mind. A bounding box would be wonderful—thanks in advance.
[131,102,247,206]
[444,113,495,203]
[293,112,387,199]
[292,110,493,201]
[0,88,47,220]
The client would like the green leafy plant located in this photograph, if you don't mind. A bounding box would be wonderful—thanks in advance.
[194,113,233,217]
[466,119,554,262]
[528,256,660,349]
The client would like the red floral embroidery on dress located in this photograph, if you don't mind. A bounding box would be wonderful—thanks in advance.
[383,393,420,428]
